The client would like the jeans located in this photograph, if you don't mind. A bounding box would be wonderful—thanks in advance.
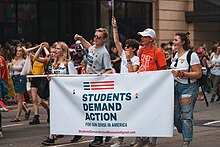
[174,81,198,142]
[211,74,220,97]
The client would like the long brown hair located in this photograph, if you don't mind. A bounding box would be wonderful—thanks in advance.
[175,32,190,51]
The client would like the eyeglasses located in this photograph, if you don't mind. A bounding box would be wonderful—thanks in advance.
[174,58,178,67]
[93,35,103,39]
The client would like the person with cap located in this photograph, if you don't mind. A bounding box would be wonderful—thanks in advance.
[137,28,167,72]
[132,28,167,147]
[71,40,86,74]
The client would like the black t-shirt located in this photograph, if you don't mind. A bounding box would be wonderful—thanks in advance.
[72,54,84,66]
[110,53,121,73]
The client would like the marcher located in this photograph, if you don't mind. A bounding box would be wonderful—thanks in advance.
[110,46,121,73]
[161,42,172,67]
[71,40,86,74]
[9,46,31,122]
[74,27,112,147]
[24,43,50,125]
[40,41,78,145]
[133,28,167,147]
[170,32,202,147]
[209,45,220,102]
[111,16,140,147]
[0,55,8,137]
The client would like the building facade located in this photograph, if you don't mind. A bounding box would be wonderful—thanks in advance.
[155,0,220,49]
[0,0,219,49]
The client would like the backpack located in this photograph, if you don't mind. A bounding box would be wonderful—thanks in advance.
[186,50,207,87]
[186,51,209,106]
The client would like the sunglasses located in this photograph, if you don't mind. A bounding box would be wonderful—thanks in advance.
[125,45,130,48]
[93,35,103,39]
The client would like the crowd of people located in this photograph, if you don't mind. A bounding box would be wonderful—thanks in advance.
[0,16,219,147]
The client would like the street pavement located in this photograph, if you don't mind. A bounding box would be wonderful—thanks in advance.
[0,94,220,147]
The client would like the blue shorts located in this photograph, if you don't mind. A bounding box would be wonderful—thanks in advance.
[12,75,27,93]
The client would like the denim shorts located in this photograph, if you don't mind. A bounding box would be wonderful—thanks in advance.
[12,75,27,93]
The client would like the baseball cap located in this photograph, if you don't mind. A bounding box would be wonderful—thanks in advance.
[138,28,156,39]
[75,44,83,52]
[75,40,81,45]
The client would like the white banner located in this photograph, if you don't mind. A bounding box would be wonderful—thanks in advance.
[50,70,174,137]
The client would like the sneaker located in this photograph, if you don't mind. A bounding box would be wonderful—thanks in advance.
[0,131,3,138]
[210,97,215,103]
[105,136,112,142]
[41,137,55,145]
[56,135,64,139]
[29,115,40,125]
[130,138,139,146]
[111,141,122,147]
[70,135,83,143]
[134,138,150,147]
[89,139,103,146]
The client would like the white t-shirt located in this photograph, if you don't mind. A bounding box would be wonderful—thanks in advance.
[210,54,220,76]
[120,51,140,74]
[170,50,200,84]
[52,62,68,74]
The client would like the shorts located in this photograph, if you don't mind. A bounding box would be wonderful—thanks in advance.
[31,77,42,88]
[30,77,49,100]
[12,75,27,93]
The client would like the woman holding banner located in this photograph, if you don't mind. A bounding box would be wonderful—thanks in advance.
[111,16,140,147]
[171,32,202,147]
[40,41,78,145]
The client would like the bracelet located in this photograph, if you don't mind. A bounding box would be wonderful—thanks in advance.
[127,61,132,64]
[112,25,118,28]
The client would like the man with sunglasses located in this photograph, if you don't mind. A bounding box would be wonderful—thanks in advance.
[74,28,112,146]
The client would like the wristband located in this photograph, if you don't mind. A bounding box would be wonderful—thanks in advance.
[112,25,118,28]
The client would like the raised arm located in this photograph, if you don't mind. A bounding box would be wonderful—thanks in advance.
[112,17,123,56]
[43,47,50,57]
[74,34,91,50]
[24,44,40,54]
[34,43,46,63]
